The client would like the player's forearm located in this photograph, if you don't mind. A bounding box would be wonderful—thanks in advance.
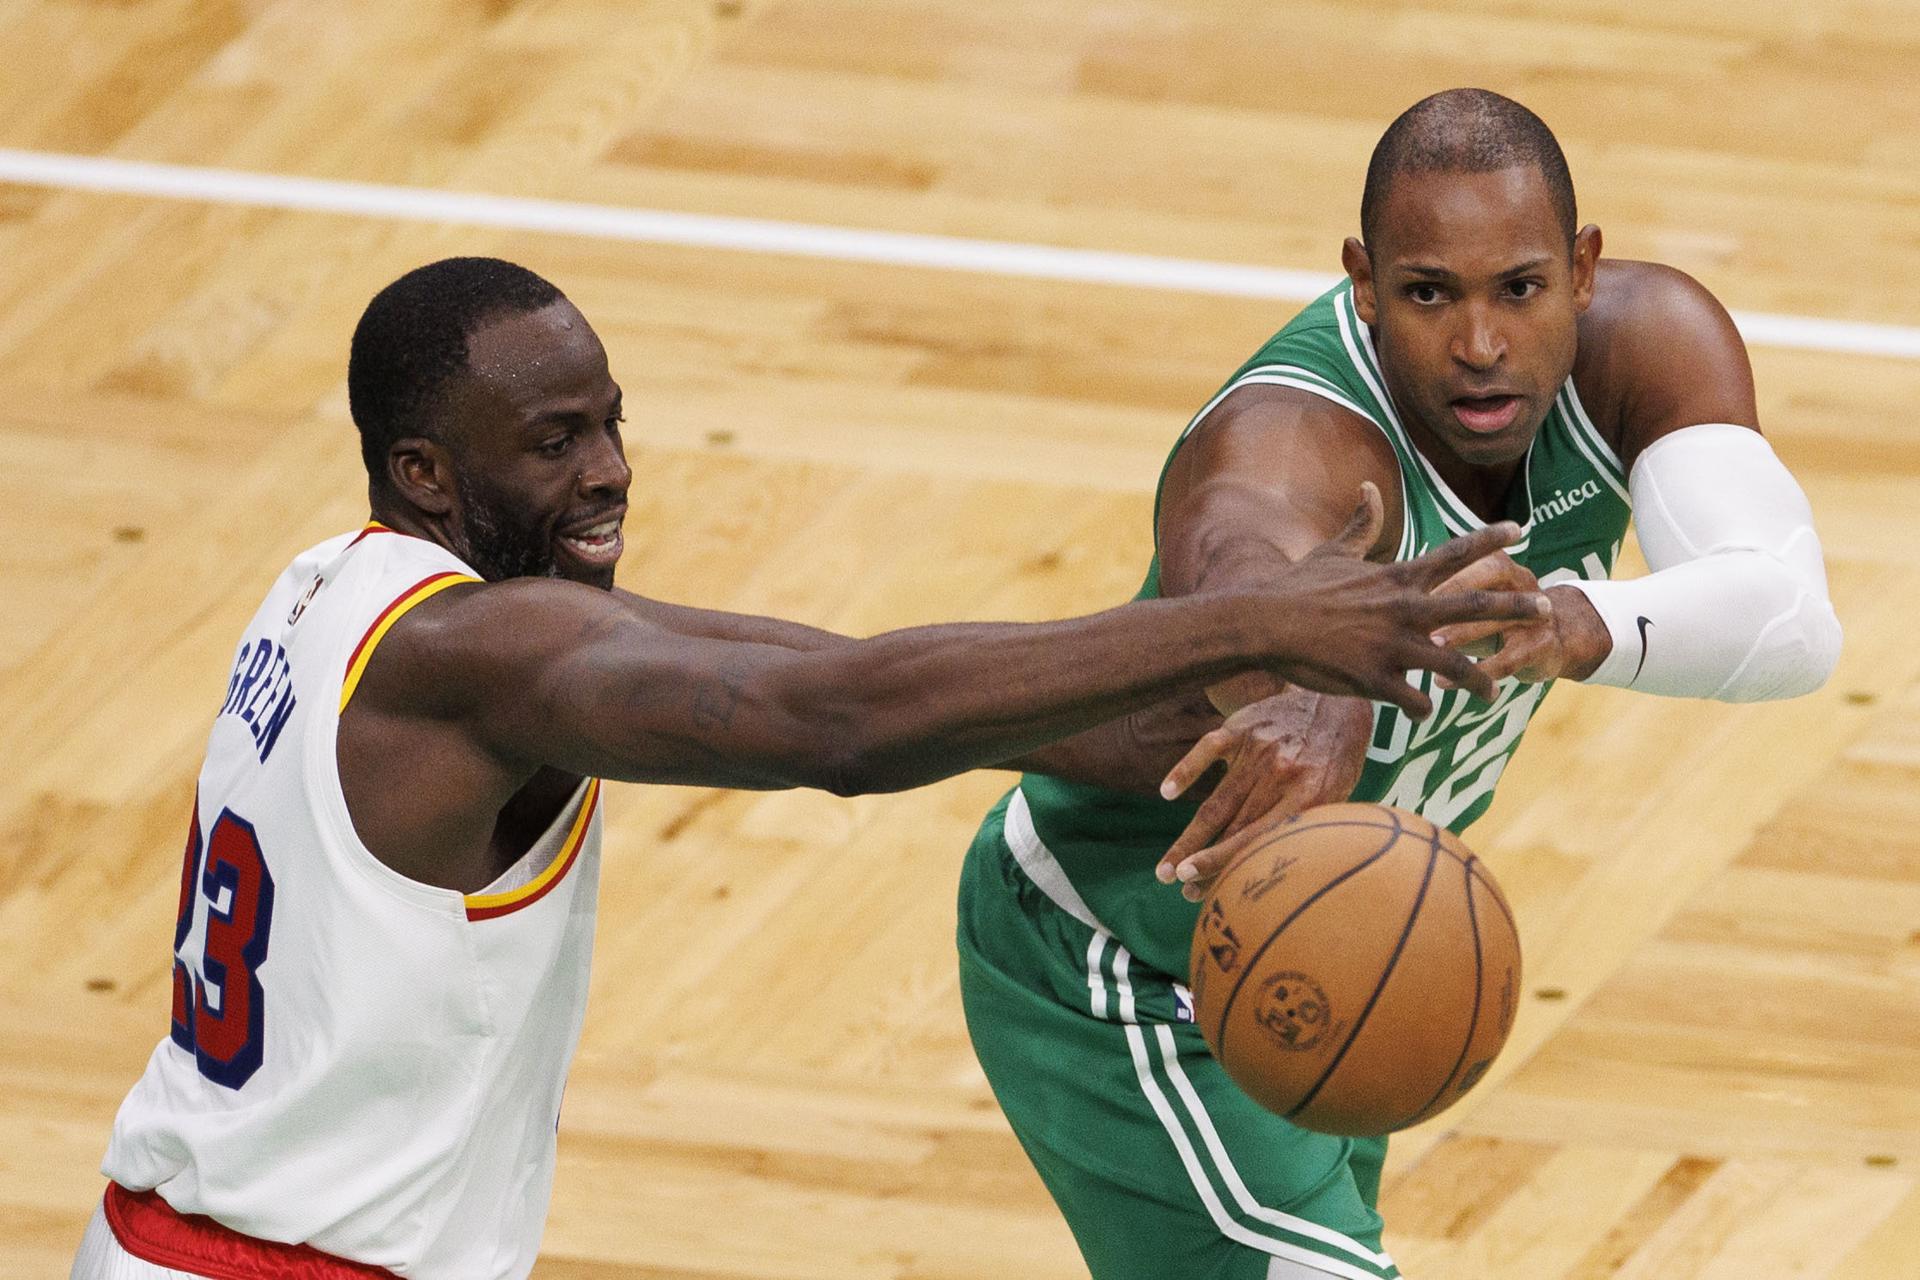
[1165,525,1302,597]
[1567,551,1840,700]
[1006,518,1369,794]
[769,594,1285,795]
[1160,507,1374,720]
[1564,425,1841,701]
[1001,692,1225,796]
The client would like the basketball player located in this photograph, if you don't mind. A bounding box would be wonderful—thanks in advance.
[956,90,1842,1280]
[72,257,1549,1279]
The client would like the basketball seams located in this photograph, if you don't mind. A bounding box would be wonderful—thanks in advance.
[1252,820,1402,839]
[1195,803,1519,1140]
[1211,810,1409,1060]
[1399,842,1485,1130]
[1406,810,1476,871]
[1285,834,1441,1123]
[1464,857,1518,939]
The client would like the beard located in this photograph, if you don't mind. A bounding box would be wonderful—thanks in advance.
[449,462,561,584]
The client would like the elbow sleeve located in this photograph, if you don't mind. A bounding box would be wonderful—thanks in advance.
[1565,424,1842,702]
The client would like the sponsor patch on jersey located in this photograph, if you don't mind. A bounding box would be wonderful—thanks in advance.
[1529,479,1603,526]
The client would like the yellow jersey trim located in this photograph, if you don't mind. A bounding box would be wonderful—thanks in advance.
[338,572,480,713]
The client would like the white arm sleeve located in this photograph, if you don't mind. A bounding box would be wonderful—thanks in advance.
[1563,423,1842,701]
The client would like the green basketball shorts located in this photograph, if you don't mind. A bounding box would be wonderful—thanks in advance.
[957,793,1401,1280]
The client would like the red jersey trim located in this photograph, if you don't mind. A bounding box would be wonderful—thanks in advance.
[102,1183,398,1279]
[345,521,394,549]
[338,571,479,712]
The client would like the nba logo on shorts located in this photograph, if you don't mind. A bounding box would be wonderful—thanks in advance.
[1172,983,1194,1024]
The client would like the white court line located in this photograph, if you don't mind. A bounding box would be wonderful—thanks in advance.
[3,147,1917,361]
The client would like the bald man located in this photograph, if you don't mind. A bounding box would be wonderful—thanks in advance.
[956,89,1840,1280]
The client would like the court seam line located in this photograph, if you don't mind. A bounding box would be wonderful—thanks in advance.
[0,147,1916,362]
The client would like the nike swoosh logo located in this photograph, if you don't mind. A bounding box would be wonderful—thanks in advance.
[1631,616,1654,684]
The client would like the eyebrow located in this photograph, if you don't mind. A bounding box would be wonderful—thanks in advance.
[1497,256,1555,277]
[523,387,623,431]
[1396,257,1554,280]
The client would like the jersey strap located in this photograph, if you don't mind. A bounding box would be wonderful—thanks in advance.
[464,778,601,921]
[346,520,397,548]
[103,1183,399,1278]
[338,571,480,712]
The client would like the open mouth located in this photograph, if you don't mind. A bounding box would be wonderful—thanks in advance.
[556,514,624,568]
[1450,394,1524,435]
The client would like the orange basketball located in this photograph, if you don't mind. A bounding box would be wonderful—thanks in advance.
[1188,803,1520,1137]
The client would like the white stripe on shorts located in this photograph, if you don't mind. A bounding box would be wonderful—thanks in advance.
[70,1202,209,1280]
[1003,787,1110,932]
[1087,931,1110,1019]
[1267,1254,1362,1279]
[1109,947,1397,1280]
[1121,1021,1389,1280]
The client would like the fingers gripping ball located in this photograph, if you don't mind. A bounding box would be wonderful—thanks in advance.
[1188,803,1521,1137]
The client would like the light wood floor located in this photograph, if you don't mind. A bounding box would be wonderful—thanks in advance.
[4,2,1919,1277]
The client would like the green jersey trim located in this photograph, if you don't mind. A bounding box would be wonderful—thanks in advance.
[1179,362,1420,563]
[1334,289,1539,550]
[1559,380,1630,499]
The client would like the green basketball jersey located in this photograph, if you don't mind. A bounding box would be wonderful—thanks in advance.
[1006,282,1632,979]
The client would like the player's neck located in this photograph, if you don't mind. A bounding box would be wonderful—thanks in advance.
[1398,417,1527,523]
[366,502,465,562]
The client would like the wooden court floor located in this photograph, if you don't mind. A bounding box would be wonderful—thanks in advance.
[3,2,1919,1276]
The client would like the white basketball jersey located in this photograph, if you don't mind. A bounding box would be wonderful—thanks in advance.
[102,525,604,1279]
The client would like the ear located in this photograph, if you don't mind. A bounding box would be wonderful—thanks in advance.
[1571,224,1602,312]
[1342,237,1378,325]
[387,438,457,517]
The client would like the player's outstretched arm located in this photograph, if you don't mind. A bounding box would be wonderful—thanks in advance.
[616,589,1233,796]
[1436,264,1842,700]
[1140,388,1428,876]
[389,507,1545,797]
[1002,390,1430,802]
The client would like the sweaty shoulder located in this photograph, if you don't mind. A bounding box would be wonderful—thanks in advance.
[1573,259,1759,467]
[1190,383,1401,483]
[1159,383,1404,565]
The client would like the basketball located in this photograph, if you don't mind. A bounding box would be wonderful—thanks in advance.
[1188,803,1521,1138]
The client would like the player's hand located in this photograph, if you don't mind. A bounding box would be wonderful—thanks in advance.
[1154,689,1371,900]
[1428,555,1610,684]
[1154,808,1295,904]
[1258,485,1551,719]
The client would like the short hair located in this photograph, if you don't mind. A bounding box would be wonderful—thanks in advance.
[347,257,564,484]
[1360,89,1576,253]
